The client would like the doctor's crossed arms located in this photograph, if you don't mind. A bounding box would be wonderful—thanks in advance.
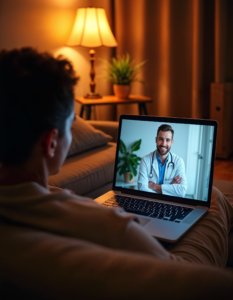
[138,124,188,198]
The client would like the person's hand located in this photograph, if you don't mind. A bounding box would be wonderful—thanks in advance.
[148,181,162,193]
[171,175,182,184]
[148,181,155,190]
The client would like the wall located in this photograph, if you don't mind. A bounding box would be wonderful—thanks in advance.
[114,0,233,119]
[0,0,115,120]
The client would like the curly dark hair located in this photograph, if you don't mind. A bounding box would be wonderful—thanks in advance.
[157,124,174,139]
[0,47,79,165]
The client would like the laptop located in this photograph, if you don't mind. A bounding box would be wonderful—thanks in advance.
[95,115,218,243]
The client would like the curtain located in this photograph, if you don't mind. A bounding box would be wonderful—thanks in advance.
[113,0,233,120]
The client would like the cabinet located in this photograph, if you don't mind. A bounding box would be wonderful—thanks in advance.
[210,83,233,159]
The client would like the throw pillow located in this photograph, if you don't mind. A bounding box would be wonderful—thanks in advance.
[67,116,112,157]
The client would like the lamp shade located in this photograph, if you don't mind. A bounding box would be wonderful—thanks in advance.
[66,7,117,47]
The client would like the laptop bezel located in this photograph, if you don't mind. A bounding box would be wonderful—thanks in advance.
[112,114,218,208]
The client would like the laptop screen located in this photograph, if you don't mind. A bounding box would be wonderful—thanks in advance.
[113,115,217,206]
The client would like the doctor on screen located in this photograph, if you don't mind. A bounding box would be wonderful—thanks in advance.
[138,124,187,197]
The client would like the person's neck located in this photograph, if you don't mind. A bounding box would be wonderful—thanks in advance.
[156,150,169,165]
[0,161,48,188]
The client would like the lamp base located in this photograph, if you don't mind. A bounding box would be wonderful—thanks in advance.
[84,93,102,99]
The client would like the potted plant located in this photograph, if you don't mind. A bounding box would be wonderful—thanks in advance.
[117,139,142,183]
[101,54,147,98]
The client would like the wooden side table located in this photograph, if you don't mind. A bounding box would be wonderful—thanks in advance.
[75,95,152,120]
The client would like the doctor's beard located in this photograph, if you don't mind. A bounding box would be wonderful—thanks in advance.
[157,145,171,156]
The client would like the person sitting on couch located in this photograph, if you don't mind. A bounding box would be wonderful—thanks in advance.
[0,48,233,300]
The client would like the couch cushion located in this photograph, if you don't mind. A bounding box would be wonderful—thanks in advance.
[49,143,116,195]
[213,179,233,268]
[167,182,233,269]
[67,116,112,157]
[213,179,233,204]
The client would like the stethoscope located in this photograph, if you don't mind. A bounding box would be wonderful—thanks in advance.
[149,150,175,180]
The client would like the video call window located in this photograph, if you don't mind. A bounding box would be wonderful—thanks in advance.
[115,119,214,202]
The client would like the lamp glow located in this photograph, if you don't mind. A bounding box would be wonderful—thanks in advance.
[66,7,117,99]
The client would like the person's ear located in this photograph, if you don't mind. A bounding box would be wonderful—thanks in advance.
[155,137,158,144]
[43,128,59,158]
[171,139,174,146]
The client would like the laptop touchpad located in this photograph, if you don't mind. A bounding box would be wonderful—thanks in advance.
[138,217,151,226]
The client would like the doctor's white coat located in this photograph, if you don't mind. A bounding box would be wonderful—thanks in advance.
[138,151,188,197]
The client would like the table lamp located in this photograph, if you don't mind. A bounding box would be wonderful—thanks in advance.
[66,7,117,99]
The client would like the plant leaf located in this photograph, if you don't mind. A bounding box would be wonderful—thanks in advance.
[121,163,128,175]
[117,165,121,172]
[99,54,147,85]
[129,156,138,166]
[133,60,147,70]
[128,163,134,173]
[119,140,127,154]
[117,157,123,164]
[131,139,142,152]
[129,163,137,176]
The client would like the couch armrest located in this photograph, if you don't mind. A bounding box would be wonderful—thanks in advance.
[87,121,119,143]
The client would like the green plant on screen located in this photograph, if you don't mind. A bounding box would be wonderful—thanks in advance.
[117,139,142,180]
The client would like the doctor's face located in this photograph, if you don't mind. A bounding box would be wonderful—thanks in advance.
[156,130,174,156]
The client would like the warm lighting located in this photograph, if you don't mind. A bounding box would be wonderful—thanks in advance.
[66,7,117,98]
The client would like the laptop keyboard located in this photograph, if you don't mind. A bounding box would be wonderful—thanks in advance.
[102,195,193,223]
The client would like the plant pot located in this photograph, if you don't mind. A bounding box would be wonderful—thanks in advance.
[113,84,131,98]
[124,171,134,183]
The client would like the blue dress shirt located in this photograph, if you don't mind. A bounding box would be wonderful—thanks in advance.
[156,152,169,184]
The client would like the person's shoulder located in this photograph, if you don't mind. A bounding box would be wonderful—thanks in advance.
[51,187,94,203]
[170,152,184,163]
[142,151,154,161]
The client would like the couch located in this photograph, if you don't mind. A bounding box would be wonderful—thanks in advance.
[49,117,118,199]
[48,117,233,270]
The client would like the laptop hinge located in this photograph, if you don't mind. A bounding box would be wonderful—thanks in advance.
[112,191,210,209]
